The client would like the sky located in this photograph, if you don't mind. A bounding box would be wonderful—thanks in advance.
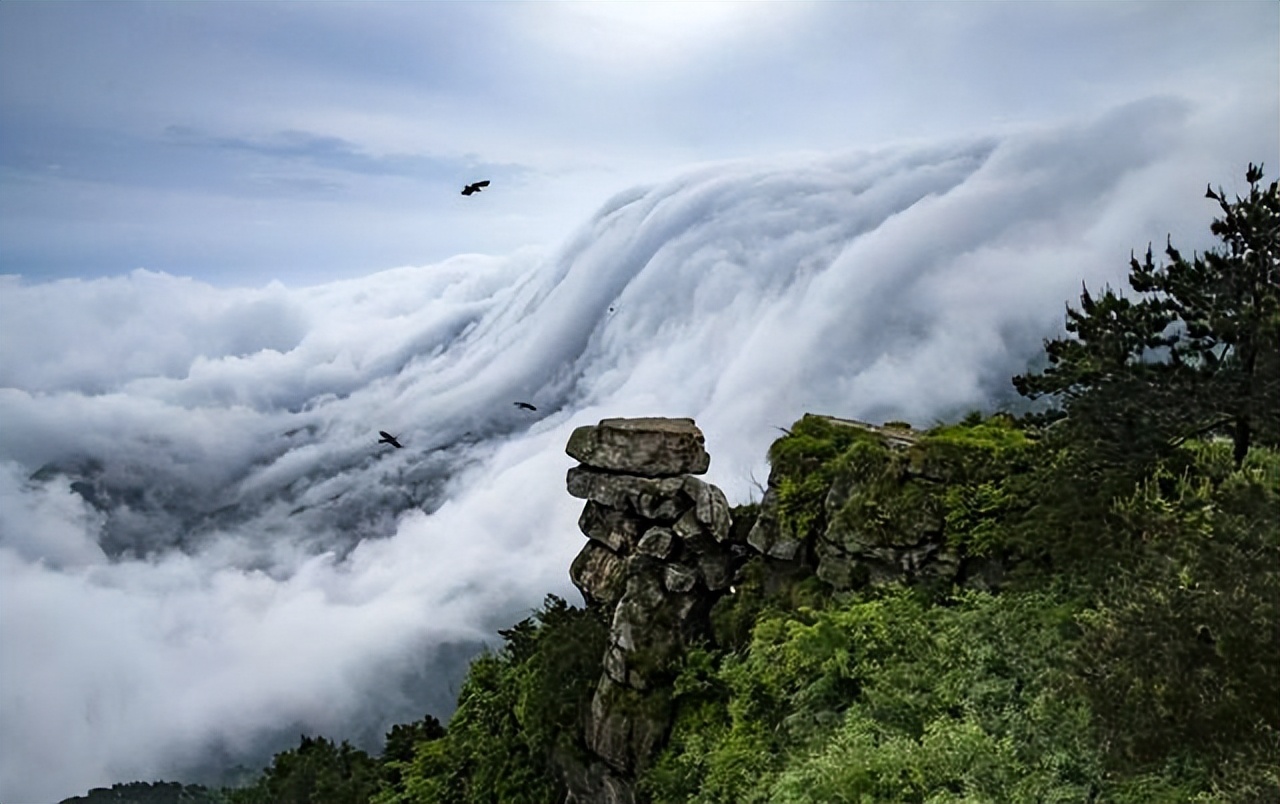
[1,3,1278,802]
[1,2,1275,286]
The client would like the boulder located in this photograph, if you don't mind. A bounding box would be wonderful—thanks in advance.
[746,485,808,562]
[663,563,698,593]
[571,542,628,607]
[635,527,676,559]
[579,501,646,554]
[681,475,731,539]
[567,467,690,521]
[567,417,710,477]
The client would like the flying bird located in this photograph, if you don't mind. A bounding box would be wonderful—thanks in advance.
[378,431,404,449]
[513,402,537,411]
[461,180,490,196]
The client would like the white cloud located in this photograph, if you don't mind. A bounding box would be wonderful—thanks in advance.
[0,462,107,568]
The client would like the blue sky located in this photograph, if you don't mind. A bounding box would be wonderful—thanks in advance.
[2,1,1276,286]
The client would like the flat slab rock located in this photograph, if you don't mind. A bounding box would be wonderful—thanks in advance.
[566,467,689,521]
[567,417,710,477]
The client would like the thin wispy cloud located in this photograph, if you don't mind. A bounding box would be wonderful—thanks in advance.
[161,126,528,187]
[1,3,1274,284]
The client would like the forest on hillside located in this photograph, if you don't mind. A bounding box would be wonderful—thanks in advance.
[63,167,1278,804]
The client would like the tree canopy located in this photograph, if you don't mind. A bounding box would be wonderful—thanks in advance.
[1014,164,1280,468]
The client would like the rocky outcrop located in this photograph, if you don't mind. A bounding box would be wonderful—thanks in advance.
[561,417,734,804]
[566,417,712,477]
[557,414,1015,802]
[814,466,960,589]
[746,414,1007,592]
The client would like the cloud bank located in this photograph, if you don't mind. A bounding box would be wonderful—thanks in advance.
[1,98,1274,802]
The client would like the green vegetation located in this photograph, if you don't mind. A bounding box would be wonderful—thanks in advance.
[768,415,887,545]
[648,588,1103,803]
[373,595,608,804]
[75,167,1278,803]
[647,436,1279,802]
[226,735,381,804]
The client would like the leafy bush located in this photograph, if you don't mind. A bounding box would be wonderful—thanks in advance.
[647,588,1106,803]
[1073,446,1280,778]
[226,736,380,804]
[377,595,608,804]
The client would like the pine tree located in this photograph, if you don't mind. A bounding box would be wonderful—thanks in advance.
[1015,163,1279,468]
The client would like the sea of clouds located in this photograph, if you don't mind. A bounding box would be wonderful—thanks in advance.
[0,97,1269,802]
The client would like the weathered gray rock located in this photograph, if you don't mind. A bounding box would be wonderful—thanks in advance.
[672,508,702,541]
[603,560,661,687]
[672,510,716,554]
[816,540,961,589]
[636,527,675,559]
[663,563,697,593]
[746,485,807,561]
[760,534,804,561]
[602,560,700,688]
[579,501,646,554]
[812,458,957,589]
[682,475,731,539]
[814,552,859,589]
[571,542,628,607]
[567,417,710,477]
[567,467,690,521]
[587,677,672,774]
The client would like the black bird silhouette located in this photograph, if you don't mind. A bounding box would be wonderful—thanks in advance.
[378,431,404,449]
[461,180,490,196]
[513,402,537,411]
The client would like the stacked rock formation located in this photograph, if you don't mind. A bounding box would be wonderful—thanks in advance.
[562,417,733,804]
[746,414,991,591]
